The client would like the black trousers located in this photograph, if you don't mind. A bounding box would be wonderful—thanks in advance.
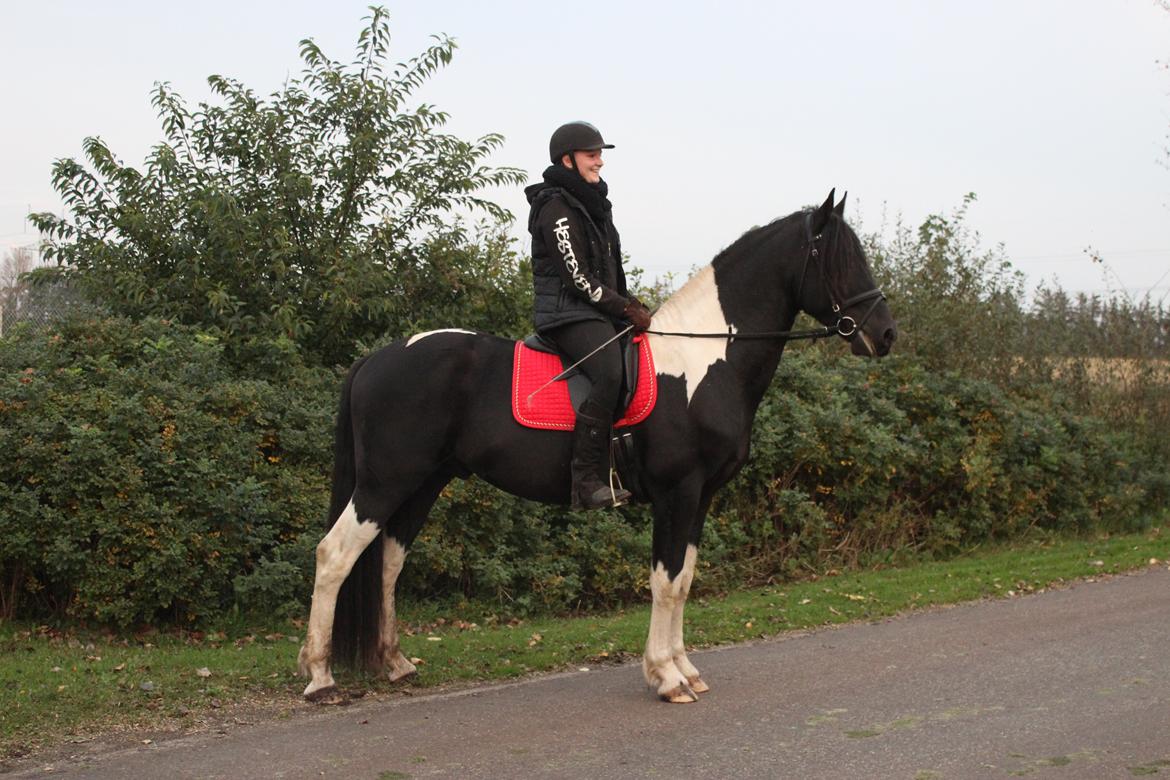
[545,318,623,419]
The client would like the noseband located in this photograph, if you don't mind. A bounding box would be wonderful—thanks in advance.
[800,211,886,340]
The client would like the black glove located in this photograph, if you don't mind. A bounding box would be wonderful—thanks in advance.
[622,298,652,332]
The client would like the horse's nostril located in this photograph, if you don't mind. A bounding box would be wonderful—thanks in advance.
[884,327,897,345]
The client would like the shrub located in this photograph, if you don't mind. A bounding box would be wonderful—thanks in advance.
[711,350,1166,575]
[0,317,334,624]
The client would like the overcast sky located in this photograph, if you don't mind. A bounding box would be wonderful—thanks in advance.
[3,1,1168,301]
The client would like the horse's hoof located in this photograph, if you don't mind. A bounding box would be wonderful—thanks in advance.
[387,667,418,684]
[687,676,710,694]
[304,685,347,705]
[659,682,698,703]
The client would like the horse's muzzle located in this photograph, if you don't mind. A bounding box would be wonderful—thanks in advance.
[851,323,897,357]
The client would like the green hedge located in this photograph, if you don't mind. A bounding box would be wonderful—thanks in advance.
[2,318,1165,626]
[704,350,1166,583]
[0,318,334,624]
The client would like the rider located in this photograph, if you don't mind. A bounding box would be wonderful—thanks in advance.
[525,121,652,510]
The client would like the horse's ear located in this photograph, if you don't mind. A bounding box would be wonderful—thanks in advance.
[811,189,836,234]
[833,192,847,217]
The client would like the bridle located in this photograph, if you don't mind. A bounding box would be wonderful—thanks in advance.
[794,210,886,340]
[644,212,886,343]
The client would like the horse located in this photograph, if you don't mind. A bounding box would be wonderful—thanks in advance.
[297,189,897,703]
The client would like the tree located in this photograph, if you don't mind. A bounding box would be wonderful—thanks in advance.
[1,245,39,297]
[30,7,526,367]
[1,246,46,334]
[861,194,1027,381]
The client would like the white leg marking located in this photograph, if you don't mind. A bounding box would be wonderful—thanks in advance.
[646,266,735,405]
[669,545,706,691]
[299,499,382,699]
[643,545,701,702]
[379,538,417,682]
[406,328,476,347]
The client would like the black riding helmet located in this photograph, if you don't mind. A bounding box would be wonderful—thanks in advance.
[549,121,614,164]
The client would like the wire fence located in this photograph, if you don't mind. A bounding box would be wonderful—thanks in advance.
[0,282,96,337]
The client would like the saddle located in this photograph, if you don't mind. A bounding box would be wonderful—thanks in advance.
[511,332,658,431]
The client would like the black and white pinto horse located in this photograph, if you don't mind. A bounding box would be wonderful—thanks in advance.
[298,191,896,703]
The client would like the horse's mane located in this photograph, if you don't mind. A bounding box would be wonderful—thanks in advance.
[659,209,865,317]
[653,215,791,324]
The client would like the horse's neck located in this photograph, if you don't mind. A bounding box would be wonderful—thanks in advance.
[650,261,795,409]
[651,265,730,338]
[727,246,801,406]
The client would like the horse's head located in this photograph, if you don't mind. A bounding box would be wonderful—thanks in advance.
[797,190,897,357]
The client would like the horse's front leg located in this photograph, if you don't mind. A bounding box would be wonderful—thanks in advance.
[643,484,705,703]
[644,547,698,702]
[668,544,708,693]
[298,500,382,701]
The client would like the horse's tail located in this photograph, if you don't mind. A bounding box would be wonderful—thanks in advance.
[327,355,384,672]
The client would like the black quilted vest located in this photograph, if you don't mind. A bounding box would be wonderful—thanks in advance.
[525,184,627,332]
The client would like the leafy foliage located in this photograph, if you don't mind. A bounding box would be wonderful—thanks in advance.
[861,194,1028,382]
[711,351,1165,577]
[28,7,526,367]
[10,314,1163,625]
[854,196,1170,458]
[0,318,334,625]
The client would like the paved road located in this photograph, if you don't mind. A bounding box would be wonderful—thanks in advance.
[12,567,1170,779]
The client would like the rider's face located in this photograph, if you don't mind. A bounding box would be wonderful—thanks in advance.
[563,149,604,184]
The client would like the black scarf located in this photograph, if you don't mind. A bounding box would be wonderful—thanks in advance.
[542,164,612,223]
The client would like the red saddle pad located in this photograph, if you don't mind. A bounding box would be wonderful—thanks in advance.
[511,335,658,431]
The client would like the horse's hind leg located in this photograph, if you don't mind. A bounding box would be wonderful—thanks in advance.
[378,537,415,682]
[299,499,382,701]
[377,473,452,682]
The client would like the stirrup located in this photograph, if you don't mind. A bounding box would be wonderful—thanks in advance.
[574,471,631,510]
[609,468,630,507]
[577,484,629,510]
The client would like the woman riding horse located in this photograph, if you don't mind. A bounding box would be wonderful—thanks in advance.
[297,187,897,705]
[525,121,653,511]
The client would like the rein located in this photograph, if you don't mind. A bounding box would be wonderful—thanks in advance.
[644,324,843,341]
[645,211,885,342]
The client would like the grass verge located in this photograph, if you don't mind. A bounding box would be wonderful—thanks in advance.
[2,527,1167,763]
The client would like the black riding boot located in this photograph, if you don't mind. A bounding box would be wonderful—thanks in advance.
[571,399,632,510]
